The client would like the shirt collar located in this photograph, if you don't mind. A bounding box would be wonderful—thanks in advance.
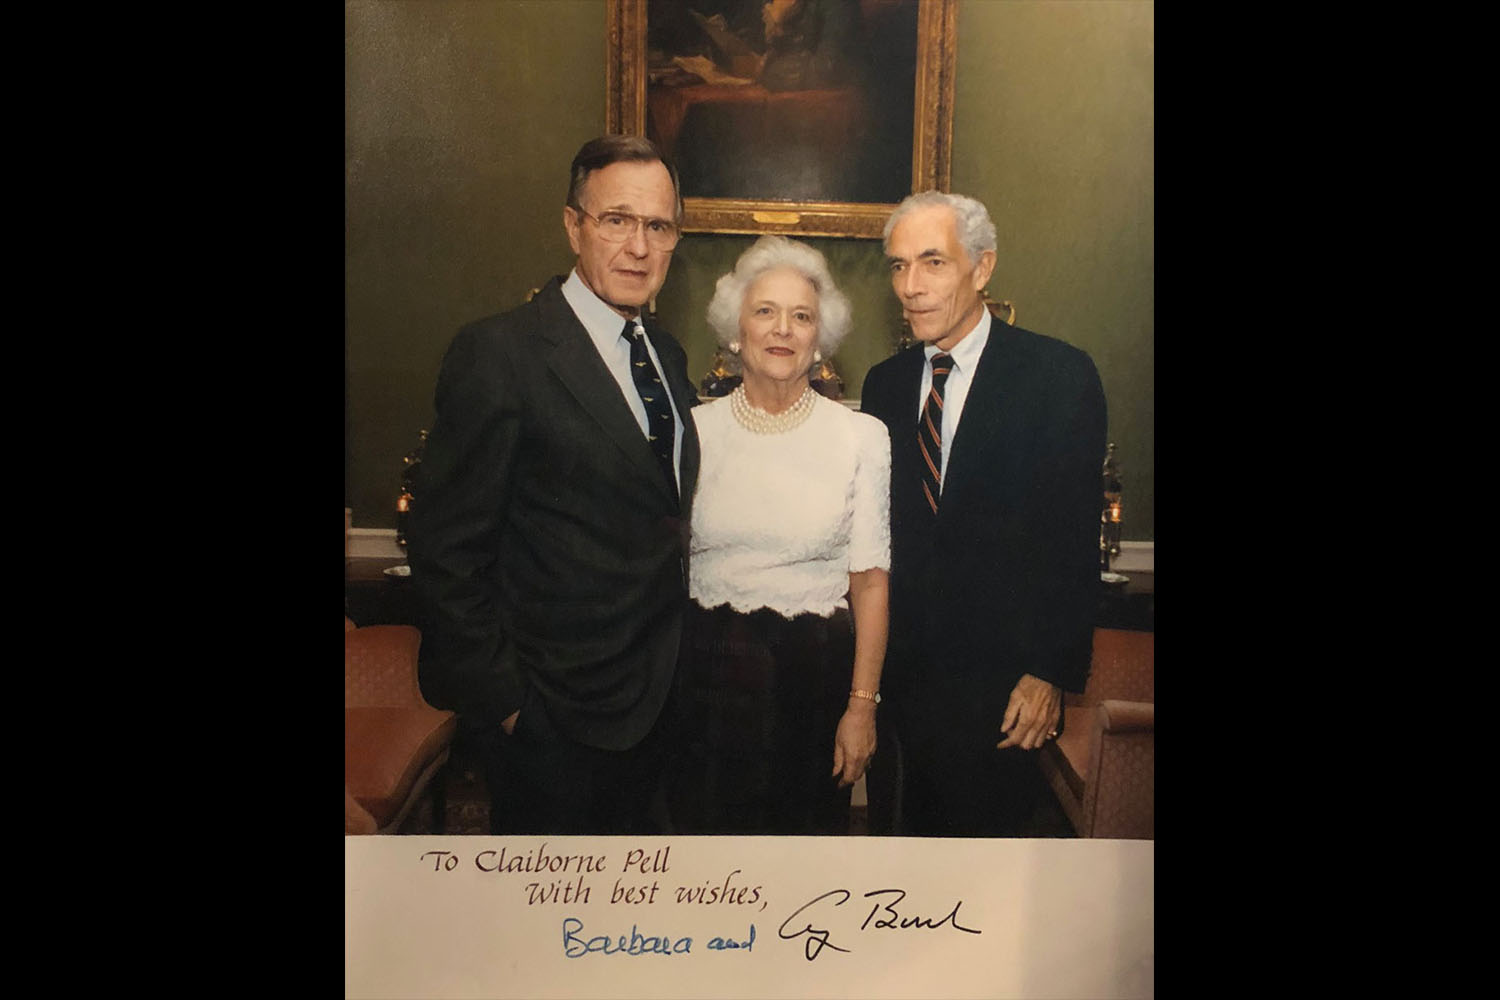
[562,268,641,350]
[924,305,991,372]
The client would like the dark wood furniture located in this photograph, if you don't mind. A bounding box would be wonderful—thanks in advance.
[344,557,421,629]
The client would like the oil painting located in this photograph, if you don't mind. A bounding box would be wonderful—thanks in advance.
[607,0,956,237]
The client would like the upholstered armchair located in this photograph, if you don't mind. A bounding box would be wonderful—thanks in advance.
[1039,627,1154,839]
[345,618,457,834]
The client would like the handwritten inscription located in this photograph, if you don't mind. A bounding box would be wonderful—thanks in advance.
[419,847,764,912]
[427,844,669,875]
[777,888,981,961]
[418,848,982,964]
[421,844,668,876]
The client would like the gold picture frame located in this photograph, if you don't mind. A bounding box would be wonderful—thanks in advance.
[606,0,957,238]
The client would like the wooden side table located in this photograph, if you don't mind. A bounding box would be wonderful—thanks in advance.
[344,557,421,629]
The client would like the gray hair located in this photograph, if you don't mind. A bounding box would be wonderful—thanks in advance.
[566,134,683,224]
[706,235,853,369]
[882,190,997,265]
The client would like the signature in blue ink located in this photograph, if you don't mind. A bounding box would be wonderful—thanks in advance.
[561,918,755,958]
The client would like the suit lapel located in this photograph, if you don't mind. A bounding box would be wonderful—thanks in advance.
[882,346,934,529]
[534,283,677,504]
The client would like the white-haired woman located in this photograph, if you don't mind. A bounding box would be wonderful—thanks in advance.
[666,235,891,835]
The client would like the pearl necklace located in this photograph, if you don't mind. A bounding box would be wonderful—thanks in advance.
[729,384,816,434]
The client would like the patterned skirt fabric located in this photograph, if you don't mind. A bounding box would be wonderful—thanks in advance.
[666,601,855,835]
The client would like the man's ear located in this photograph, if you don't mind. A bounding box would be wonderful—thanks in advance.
[972,249,997,290]
[563,206,582,256]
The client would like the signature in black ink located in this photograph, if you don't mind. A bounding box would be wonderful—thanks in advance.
[778,888,982,962]
[777,890,854,961]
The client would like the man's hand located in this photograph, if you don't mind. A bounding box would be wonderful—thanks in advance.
[997,674,1061,750]
[500,710,520,736]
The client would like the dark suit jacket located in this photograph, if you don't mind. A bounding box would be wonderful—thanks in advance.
[860,320,1106,734]
[407,277,700,752]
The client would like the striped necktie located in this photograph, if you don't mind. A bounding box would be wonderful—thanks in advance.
[621,320,677,497]
[918,352,954,514]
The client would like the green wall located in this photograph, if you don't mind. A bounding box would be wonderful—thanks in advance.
[346,0,1154,539]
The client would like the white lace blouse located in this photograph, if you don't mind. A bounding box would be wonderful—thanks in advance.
[688,393,891,619]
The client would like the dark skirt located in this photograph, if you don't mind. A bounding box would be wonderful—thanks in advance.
[666,601,855,835]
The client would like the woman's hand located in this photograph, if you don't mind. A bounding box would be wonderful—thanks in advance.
[838,567,888,788]
[832,700,878,788]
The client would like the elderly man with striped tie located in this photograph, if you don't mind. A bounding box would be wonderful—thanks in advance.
[860,191,1107,837]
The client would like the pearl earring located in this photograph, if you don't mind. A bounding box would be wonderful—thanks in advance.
[813,350,822,363]
[729,342,740,354]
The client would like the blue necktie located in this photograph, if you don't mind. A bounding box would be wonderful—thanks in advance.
[622,320,677,498]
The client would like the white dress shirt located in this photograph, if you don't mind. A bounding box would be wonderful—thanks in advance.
[561,268,684,489]
[919,306,992,488]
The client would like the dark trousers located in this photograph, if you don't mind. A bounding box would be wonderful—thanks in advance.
[869,675,1046,838]
[898,721,1046,837]
[478,693,671,836]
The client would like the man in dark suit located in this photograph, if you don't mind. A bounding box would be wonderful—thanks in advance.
[860,191,1106,837]
[407,135,700,835]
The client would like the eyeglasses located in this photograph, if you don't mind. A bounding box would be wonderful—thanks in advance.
[574,207,681,251]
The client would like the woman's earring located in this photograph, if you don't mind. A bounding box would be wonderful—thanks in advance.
[729,342,740,354]
[813,350,823,363]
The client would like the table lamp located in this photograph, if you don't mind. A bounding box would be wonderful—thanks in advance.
[1100,442,1128,585]
[395,429,427,559]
